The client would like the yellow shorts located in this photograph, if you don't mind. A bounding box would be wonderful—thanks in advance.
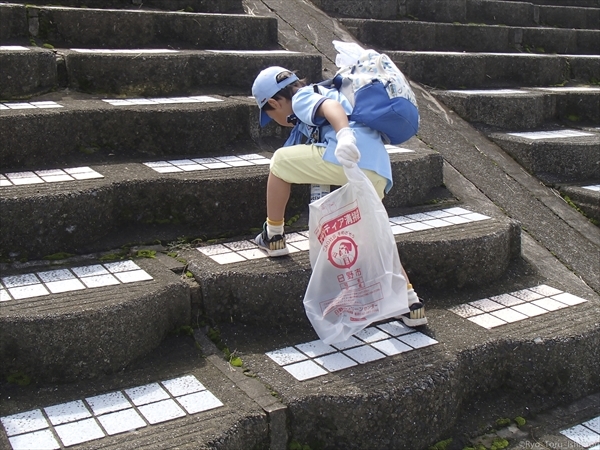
[269,144,387,199]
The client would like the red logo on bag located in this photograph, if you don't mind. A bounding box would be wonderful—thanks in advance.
[316,207,361,243]
[328,236,358,269]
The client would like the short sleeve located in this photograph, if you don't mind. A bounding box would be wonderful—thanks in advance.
[291,86,328,127]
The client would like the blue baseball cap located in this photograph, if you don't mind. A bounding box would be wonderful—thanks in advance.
[252,66,299,127]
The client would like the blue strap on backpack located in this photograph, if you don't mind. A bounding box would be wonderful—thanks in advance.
[316,49,420,145]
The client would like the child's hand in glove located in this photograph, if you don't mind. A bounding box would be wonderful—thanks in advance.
[335,127,361,168]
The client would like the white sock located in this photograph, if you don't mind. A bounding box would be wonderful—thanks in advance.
[407,287,419,307]
[266,223,284,239]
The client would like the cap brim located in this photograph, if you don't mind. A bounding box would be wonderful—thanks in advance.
[259,108,272,127]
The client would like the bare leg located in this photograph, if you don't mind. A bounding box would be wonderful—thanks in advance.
[266,172,291,222]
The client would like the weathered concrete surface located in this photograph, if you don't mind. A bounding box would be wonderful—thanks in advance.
[412,83,600,293]
[488,132,600,182]
[12,0,246,13]
[61,50,323,96]
[0,3,28,43]
[0,47,57,99]
[29,6,278,50]
[342,19,600,54]
[389,52,600,89]
[0,258,190,383]
[559,184,600,223]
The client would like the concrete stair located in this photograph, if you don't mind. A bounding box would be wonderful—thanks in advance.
[0,0,599,449]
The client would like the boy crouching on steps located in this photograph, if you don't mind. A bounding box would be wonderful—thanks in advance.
[251,65,427,327]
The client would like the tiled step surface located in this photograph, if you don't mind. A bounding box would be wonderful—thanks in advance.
[186,207,520,328]
[0,46,323,98]
[5,5,278,50]
[433,87,600,129]
[315,0,600,28]
[487,127,600,182]
[389,51,600,89]
[0,144,444,259]
[0,95,259,169]
[214,276,599,450]
[341,19,600,54]
[0,335,271,450]
[0,257,190,382]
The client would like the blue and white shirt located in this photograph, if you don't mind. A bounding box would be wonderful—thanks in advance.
[288,84,393,193]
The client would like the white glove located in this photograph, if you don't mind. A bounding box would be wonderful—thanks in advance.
[334,127,361,168]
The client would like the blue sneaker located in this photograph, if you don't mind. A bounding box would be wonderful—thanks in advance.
[255,224,289,257]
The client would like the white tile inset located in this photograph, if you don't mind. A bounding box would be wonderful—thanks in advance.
[343,345,386,364]
[282,360,328,381]
[510,289,544,302]
[354,327,391,343]
[45,279,86,294]
[37,269,75,283]
[371,338,413,356]
[530,298,570,312]
[376,320,414,336]
[45,400,91,425]
[2,273,40,288]
[125,383,170,406]
[97,408,146,435]
[469,298,504,312]
[331,335,364,350]
[560,424,600,448]
[295,340,336,358]
[86,391,132,416]
[490,308,528,324]
[79,274,120,288]
[162,375,206,397]
[71,264,109,278]
[103,260,140,273]
[449,303,483,318]
[510,303,549,318]
[398,332,438,349]
[529,284,562,296]
[0,289,10,301]
[266,346,308,366]
[1,409,48,436]
[176,390,223,414]
[583,416,600,434]
[467,313,507,329]
[54,418,105,446]
[9,284,49,299]
[551,292,587,306]
[8,429,60,450]
[138,399,186,424]
[211,252,246,265]
[489,293,524,307]
[113,270,153,283]
[313,352,358,372]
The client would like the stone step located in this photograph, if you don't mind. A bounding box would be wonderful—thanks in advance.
[0,201,521,382]
[432,86,600,129]
[487,127,600,183]
[4,5,278,51]
[0,257,190,383]
[502,0,599,7]
[1,274,598,449]
[0,334,273,449]
[314,0,600,28]
[0,46,322,99]
[6,0,245,13]
[185,206,521,327]
[0,95,262,169]
[341,19,600,54]
[388,51,600,89]
[0,142,444,260]
[557,182,600,223]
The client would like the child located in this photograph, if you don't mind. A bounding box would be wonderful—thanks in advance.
[251,65,426,327]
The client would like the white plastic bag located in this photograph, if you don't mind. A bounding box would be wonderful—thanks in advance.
[303,164,409,344]
[332,40,364,67]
